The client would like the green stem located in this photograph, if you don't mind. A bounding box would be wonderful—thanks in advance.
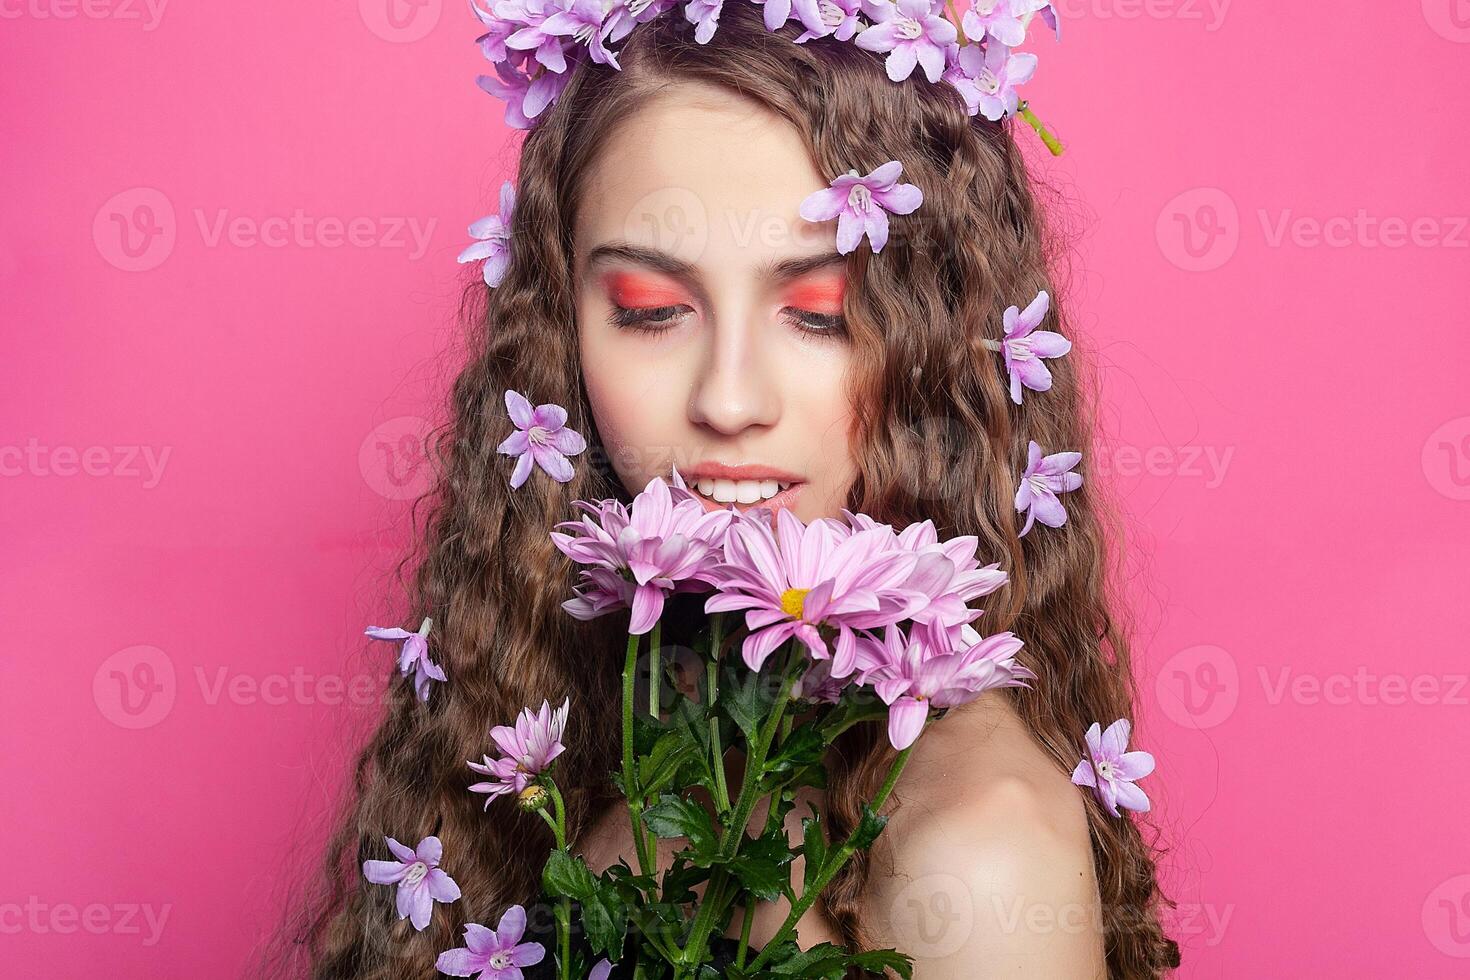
[622,632,656,877]
[677,868,731,976]
[747,746,915,972]
[718,647,802,860]
[1018,101,1066,156]
[735,894,755,968]
[537,779,572,980]
[648,621,662,719]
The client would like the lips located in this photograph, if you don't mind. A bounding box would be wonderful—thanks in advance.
[680,463,806,514]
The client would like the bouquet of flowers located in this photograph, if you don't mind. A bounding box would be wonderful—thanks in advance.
[430,469,1035,979]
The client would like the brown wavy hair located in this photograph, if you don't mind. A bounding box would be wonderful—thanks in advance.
[265,5,1179,977]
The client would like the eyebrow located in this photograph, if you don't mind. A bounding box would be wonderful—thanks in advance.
[584,241,846,289]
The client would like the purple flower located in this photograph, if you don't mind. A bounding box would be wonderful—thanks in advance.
[1071,719,1155,816]
[436,905,546,979]
[855,623,1033,750]
[475,60,570,129]
[541,0,621,68]
[362,835,462,931]
[684,0,725,43]
[589,960,613,980]
[498,389,587,489]
[552,470,734,634]
[961,0,1031,47]
[1014,440,1082,537]
[468,698,570,808]
[854,0,957,83]
[993,289,1070,404]
[703,508,924,675]
[792,0,863,42]
[472,2,520,63]
[500,0,573,72]
[753,0,796,30]
[948,40,1036,121]
[605,0,678,44]
[799,160,923,255]
[458,180,516,288]
[365,618,447,701]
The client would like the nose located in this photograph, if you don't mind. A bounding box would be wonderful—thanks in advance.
[686,308,781,437]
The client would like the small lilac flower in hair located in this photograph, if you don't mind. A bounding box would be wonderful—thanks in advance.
[498,389,587,489]
[792,0,863,42]
[1014,440,1082,537]
[458,180,516,287]
[684,0,725,44]
[468,697,570,809]
[853,0,957,83]
[436,905,546,979]
[985,289,1071,404]
[542,0,622,68]
[961,0,1033,47]
[954,40,1037,121]
[605,0,678,45]
[1071,719,1155,816]
[365,618,447,701]
[475,61,569,130]
[589,960,613,980]
[362,835,462,931]
[500,0,574,73]
[799,161,923,255]
[471,2,518,63]
[752,0,796,30]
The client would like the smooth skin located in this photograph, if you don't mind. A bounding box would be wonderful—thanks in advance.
[574,81,1106,977]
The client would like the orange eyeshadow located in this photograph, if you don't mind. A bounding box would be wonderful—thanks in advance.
[604,271,688,308]
[785,274,846,314]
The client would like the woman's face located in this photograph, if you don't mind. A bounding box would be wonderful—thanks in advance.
[574,82,857,523]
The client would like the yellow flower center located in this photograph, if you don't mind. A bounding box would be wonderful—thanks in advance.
[780,587,811,620]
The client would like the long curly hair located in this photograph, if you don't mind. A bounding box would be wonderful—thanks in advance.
[265,5,1180,977]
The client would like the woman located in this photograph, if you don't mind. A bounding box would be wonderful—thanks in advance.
[281,4,1178,977]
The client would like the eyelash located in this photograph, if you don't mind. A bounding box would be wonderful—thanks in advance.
[607,304,846,337]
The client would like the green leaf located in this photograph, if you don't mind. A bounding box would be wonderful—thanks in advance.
[848,948,915,978]
[720,663,774,743]
[765,724,824,773]
[642,794,719,863]
[849,804,889,851]
[800,811,828,892]
[641,728,698,796]
[579,878,629,957]
[542,849,595,901]
[767,941,850,978]
[728,828,794,902]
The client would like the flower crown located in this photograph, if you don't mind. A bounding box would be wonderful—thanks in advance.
[470,0,1064,152]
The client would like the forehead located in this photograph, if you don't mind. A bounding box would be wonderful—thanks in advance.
[575,83,832,269]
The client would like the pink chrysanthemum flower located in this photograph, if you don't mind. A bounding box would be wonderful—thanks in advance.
[703,508,924,675]
[468,697,570,809]
[1071,718,1155,816]
[436,905,546,979]
[552,470,734,634]
[362,835,462,931]
[854,622,1033,750]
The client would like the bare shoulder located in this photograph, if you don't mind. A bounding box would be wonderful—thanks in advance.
[864,693,1106,979]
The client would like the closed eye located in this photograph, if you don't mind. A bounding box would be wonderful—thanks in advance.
[782,307,846,337]
[607,303,694,333]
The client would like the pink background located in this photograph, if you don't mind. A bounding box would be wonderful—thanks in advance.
[3,1,1468,976]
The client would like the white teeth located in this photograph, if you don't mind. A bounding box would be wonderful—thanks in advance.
[693,478,792,504]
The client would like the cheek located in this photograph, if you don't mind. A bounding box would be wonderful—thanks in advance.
[579,323,684,487]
